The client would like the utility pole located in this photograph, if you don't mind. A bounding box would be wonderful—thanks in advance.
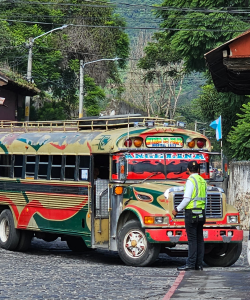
[79,60,84,118]
[78,57,121,119]
[25,37,33,121]
[24,25,69,121]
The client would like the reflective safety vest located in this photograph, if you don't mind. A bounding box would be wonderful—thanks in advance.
[185,174,207,209]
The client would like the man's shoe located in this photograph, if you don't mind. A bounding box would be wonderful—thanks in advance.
[195,265,203,271]
[177,265,195,271]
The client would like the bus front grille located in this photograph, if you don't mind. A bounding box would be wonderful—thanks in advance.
[173,192,222,219]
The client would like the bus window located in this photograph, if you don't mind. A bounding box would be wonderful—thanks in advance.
[25,155,37,179]
[51,156,62,180]
[125,153,165,180]
[38,155,50,180]
[94,155,109,180]
[79,156,90,181]
[0,154,12,177]
[14,155,23,178]
[166,160,189,179]
[65,156,76,181]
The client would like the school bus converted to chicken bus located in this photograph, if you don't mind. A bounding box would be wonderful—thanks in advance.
[0,116,243,267]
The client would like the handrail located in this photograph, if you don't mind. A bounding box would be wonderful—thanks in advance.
[0,116,180,133]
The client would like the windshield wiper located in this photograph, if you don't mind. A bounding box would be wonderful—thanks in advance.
[140,172,161,183]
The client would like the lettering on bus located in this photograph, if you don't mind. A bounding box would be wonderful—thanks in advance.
[125,153,206,160]
[145,136,183,148]
[165,153,206,160]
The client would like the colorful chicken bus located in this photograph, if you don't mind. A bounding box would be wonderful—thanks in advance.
[0,116,243,267]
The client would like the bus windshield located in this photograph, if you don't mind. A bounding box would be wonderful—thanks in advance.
[112,152,209,180]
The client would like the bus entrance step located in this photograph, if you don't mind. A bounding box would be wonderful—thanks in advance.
[162,248,188,257]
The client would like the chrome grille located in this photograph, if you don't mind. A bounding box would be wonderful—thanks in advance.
[173,192,222,219]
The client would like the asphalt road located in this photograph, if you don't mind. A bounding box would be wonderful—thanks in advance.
[0,236,249,300]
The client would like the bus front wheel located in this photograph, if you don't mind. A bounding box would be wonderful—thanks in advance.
[117,220,160,267]
[204,242,242,267]
[0,209,20,250]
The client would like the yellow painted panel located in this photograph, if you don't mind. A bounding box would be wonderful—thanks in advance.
[94,218,109,244]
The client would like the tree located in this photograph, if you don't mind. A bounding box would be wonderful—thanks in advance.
[138,38,184,117]
[193,79,248,156]
[155,0,250,72]
[0,0,129,119]
[228,101,250,160]
[143,0,250,154]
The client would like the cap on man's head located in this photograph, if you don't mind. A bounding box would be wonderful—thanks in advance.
[187,161,199,172]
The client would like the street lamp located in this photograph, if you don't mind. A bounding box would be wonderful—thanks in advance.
[79,57,121,118]
[25,25,69,121]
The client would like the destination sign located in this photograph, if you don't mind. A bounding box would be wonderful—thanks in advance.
[125,153,206,160]
[145,136,183,148]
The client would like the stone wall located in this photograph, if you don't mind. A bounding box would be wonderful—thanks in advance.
[228,161,250,229]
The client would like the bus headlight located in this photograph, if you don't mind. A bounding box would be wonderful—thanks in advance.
[227,215,239,223]
[144,216,169,225]
[155,217,169,224]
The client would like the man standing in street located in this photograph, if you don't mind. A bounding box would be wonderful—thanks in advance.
[172,161,207,271]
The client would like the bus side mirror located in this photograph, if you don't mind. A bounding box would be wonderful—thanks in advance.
[118,157,127,181]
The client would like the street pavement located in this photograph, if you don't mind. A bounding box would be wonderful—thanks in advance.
[0,235,249,300]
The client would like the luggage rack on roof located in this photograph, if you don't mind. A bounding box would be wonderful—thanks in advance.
[0,115,182,133]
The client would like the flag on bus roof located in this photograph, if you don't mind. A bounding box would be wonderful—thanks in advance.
[209,116,222,141]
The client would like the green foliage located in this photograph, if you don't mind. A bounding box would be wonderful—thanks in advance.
[0,0,129,120]
[36,101,67,121]
[156,0,249,72]
[138,40,182,77]
[193,81,249,156]
[84,75,106,116]
[228,102,250,160]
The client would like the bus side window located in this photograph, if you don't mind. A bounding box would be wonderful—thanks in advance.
[65,156,76,181]
[14,155,24,178]
[51,156,63,180]
[25,155,37,179]
[79,156,90,181]
[38,155,50,180]
[0,154,12,177]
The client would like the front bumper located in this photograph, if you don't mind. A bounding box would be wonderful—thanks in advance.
[145,227,243,244]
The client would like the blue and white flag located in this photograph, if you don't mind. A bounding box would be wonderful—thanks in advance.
[209,116,222,141]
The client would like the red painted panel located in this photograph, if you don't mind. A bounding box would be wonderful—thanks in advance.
[146,228,243,242]
[229,34,250,57]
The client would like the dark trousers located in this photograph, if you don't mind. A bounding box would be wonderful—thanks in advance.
[185,209,205,267]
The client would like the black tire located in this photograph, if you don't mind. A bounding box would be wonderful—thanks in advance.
[117,219,161,267]
[16,231,33,252]
[0,209,20,251]
[204,242,242,267]
[66,237,89,252]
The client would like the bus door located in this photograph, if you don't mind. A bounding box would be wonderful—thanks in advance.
[93,155,110,248]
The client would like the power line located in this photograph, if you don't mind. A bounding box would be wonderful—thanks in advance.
[1,0,250,14]
[0,18,247,32]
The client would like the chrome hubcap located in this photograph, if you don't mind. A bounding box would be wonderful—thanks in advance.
[123,229,147,258]
[0,218,9,243]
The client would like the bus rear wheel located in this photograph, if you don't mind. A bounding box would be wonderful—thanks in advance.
[0,209,20,251]
[204,242,242,267]
[117,220,160,267]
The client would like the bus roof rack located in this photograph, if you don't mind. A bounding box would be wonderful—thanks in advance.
[0,116,183,133]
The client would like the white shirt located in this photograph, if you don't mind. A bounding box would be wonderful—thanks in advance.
[176,173,198,212]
